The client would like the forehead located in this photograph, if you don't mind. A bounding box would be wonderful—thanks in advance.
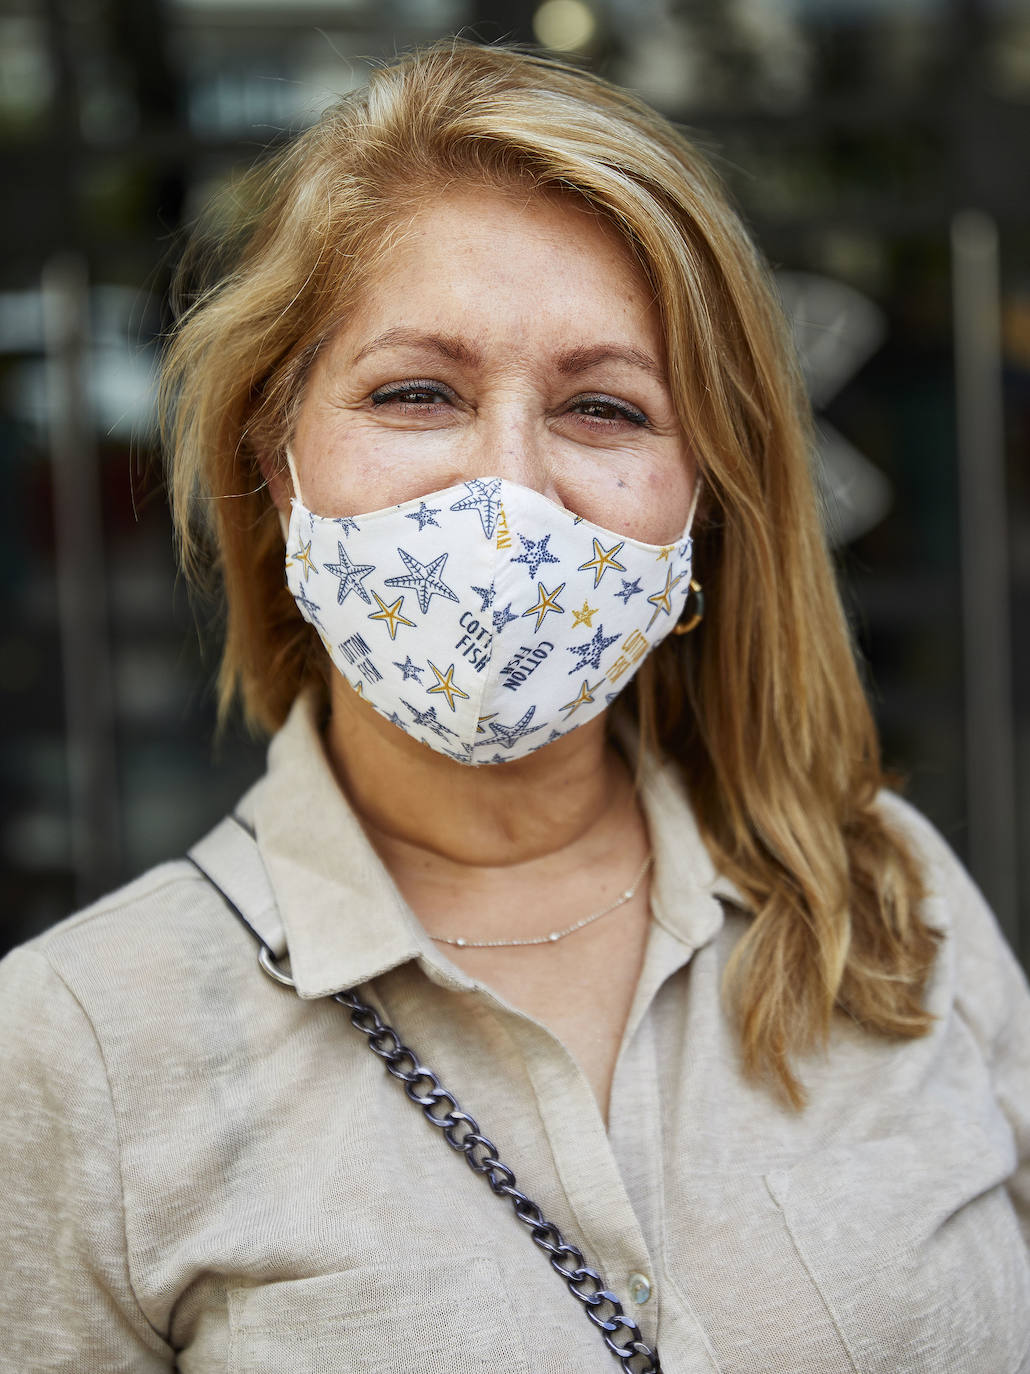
[387,181,634,253]
[320,184,663,365]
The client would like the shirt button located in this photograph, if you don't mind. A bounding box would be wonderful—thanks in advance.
[628,1272,652,1305]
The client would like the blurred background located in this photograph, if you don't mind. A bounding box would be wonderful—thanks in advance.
[0,0,1027,966]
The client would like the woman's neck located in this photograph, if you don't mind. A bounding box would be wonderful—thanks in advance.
[323,680,634,876]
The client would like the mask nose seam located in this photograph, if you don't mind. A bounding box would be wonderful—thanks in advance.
[469,509,516,760]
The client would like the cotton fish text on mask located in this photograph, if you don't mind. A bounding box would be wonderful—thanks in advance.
[455,611,493,672]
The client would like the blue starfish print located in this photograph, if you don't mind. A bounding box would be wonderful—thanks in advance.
[385,548,459,615]
[615,577,643,604]
[472,583,495,611]
[334,517,360,537]
[443,743,474,764]
[450,478,502,538]
[480,706,546,751]
[294,585,324,629]
[405,501,441,531]
[401,700,457,740]
[512,532,560,580]
[393,656,424,683]
[492,602,518,634]
[567,622,620,674]
[323,542,374,605]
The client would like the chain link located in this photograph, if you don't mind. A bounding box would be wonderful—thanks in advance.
[317,981,663,1374]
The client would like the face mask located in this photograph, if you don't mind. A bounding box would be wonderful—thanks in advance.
[283,463,699,765]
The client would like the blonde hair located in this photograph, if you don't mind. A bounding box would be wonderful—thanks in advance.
[161,40,939,1107]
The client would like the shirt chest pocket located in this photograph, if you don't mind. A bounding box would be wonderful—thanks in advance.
[227,1257,534,1374]
[764,1123,1030,1374]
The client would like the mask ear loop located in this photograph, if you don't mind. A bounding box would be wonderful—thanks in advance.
[278,447,304,542]
[285,447,304,506]
[673,475,704,635]
[683,473,702,537]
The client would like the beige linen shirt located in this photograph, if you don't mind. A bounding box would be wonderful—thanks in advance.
[1,695,1028,1373]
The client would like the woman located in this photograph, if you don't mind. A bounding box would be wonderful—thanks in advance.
[1,42,1027,1374]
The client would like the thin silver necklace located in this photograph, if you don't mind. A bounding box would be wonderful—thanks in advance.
[429,852,653,949]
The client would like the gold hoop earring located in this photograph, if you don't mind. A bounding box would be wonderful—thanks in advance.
[672,578,704,635]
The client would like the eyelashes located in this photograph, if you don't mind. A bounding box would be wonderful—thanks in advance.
[369,380,650,428]
[571,394,648,426]
[370,380,453,408]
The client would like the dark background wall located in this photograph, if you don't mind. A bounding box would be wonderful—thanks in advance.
[1,0,1027,966]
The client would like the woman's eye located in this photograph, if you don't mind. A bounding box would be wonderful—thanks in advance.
[569,394,649,426]
[370,381,453,408]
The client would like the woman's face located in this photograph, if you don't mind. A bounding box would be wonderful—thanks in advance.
[289,185,695,545]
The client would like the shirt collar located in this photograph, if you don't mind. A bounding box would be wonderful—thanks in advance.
[244,693,747,998]
[246,694,427,997]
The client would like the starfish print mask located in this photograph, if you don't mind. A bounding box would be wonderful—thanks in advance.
[284,462,699,765]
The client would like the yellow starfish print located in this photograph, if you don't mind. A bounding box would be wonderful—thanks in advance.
[561,678,600,719]
[367,590,416,640]
[656,545,675,561]
[521,581,566,632]
[578,538,627,587]
[426,661,471,712]
[645,567,685,631]
[572,599,598,628]
[286,539,317,580]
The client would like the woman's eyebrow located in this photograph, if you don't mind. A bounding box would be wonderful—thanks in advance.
[350,332,665,384]
[352,328,482,368]
[554,343,666,382]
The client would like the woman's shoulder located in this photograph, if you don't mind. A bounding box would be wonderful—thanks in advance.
[5,854,234,981]
[874,787,999,933]
[0,843,265,1065]
[874,788,1030,1065]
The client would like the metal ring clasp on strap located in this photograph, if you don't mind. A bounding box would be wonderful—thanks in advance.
[258,944,296,987]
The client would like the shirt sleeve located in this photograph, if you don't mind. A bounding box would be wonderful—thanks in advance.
[949,863,1030,1245]
[0,944,175,1372]
[889,797,1030,1246]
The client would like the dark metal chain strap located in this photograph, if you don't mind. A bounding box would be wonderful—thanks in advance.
[258,947,661,1373]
